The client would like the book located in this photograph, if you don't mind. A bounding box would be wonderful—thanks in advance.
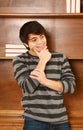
[76,0,80,13]
[5,48,26,53]
[71,0,76,13]
[5,53,21,57]
[5,43,27,57]
[66,0,80,13]
[81,0,83,12]
[5,44,26,49]
[66,0,71,13]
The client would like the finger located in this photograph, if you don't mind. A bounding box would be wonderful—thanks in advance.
[30,70,40,75]
[29,75,39,80]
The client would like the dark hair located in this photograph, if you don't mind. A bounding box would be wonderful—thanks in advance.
[19,21,48,44]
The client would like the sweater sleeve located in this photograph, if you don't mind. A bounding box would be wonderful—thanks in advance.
[12,56,40,94]
[61,54,76,94]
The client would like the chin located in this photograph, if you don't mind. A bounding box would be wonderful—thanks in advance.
[36,50,41,52]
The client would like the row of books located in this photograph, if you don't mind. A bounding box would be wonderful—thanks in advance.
[66,0,80,13]
[5,44,27,57]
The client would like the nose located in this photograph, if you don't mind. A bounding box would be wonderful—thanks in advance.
[37,38,43,45]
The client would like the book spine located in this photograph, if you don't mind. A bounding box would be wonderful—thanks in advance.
[6,44,26,48]
[66,0,71,13]
[5,53,21,57]
[5,48,27,53]
[71,0,76,13]
[76,0,80,13]
[81,0,83,12]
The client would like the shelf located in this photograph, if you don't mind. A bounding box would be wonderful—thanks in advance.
[0,110,23,126]
[0,110,23,117]
[0,57,13,60]
[0,13,83,18]
[0,56,83,60]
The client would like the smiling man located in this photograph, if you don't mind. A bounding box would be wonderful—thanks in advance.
[13,21,76,130]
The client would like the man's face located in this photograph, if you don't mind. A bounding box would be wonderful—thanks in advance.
[28,34,47,52]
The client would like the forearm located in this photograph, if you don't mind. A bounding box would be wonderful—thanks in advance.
[33,47,51,72]
[30,69,63,93]
[35,59,47,72]
[44,78,63,93]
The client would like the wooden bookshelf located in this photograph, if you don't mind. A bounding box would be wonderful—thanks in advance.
[0,13,83,18]
[0,13,83,59]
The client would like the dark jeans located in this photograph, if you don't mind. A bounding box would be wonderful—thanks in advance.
[23,117,70,130]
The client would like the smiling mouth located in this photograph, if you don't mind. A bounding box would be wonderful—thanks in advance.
[37,44,46,48]
[36,46,44,50]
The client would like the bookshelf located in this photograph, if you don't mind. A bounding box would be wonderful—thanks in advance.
[0,0,83,130]
[0,13,83,60]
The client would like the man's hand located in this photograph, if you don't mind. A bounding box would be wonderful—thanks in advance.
[30,69,63,92]
[32,46,51,72]
[34,46,51,64]
[30,69,46,85]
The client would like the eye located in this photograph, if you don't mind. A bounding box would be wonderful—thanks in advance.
[40,34,45,39]
[31,38,37,42]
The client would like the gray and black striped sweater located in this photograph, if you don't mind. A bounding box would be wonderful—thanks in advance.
[13,51,76,124]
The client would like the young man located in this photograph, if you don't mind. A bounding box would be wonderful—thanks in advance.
[13,21,76,130]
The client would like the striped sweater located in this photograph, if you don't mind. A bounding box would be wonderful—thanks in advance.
[12,51,76,124]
